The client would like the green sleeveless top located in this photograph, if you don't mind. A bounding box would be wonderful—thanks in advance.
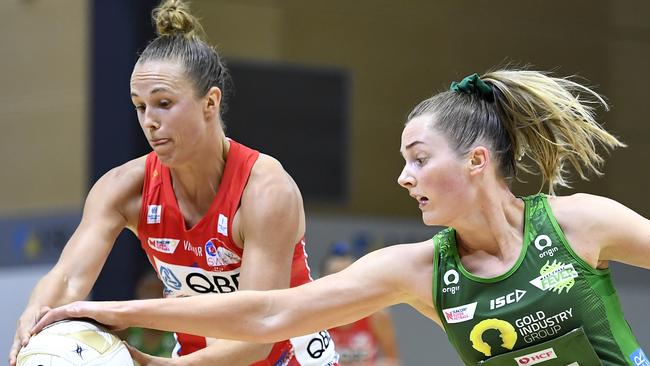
[432,194,647,366]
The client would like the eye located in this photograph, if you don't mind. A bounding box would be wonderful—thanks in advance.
[159,99,171,108]
[414,157,428,166]
[134,104,145,112]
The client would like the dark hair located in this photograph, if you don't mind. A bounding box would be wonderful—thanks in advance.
[408,70,625,194]
[138,0,231,116]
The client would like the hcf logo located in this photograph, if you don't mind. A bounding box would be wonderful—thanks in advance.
[514,348,557,365]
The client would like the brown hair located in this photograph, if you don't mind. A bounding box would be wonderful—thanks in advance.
[138,0,231,115]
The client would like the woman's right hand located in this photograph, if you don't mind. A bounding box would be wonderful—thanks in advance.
[9,306,50,366]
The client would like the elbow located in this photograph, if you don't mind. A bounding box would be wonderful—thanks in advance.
[254,312,286,343]
[252,297,291,343]
[63,276,92,303]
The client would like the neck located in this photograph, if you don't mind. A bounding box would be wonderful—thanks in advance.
[169,133,229,205]
[451,180,525,261]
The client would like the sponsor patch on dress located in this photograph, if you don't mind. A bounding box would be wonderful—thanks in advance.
[147,238,179,253]
[147,205,162,224]
[205,238,241,267]
[442,302,477,324]
[514,347,557,365]
[630,348,650,366]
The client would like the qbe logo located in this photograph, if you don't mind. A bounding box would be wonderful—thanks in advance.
[514,348,557,365]
[307,331,331,359]
[154,257,241,296]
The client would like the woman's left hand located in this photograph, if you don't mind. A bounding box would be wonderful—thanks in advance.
[30,300,128,335]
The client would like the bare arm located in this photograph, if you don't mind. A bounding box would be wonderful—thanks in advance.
[35,242,441,344]
[9,157,144,365]
[551,193,650,269]
[172,156,306,365]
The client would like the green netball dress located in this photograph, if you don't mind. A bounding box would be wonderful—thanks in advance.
[433,194,647,366]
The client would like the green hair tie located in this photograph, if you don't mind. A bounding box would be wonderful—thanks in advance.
[450,73,494,102]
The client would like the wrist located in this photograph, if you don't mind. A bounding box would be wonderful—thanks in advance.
[113,300,141,328]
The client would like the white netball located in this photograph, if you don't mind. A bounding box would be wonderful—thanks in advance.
[17,320,133,366]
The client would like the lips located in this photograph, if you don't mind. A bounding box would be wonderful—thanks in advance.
[150,138,170,146]
[410,193,429,208]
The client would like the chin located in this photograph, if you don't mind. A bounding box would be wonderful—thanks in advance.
[154,150,177,167]
[421,208,452,227]
[421,212,438,227]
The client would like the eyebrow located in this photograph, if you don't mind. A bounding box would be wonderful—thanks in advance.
[404,141,424,150]
[130,87,172,98]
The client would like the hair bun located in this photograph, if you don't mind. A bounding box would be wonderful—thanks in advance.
[152,0,202,37]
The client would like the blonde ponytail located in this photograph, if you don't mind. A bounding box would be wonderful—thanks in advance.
[484,70,625,193]
[407,69,625,194]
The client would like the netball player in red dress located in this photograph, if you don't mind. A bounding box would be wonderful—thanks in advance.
[9,1,338,365]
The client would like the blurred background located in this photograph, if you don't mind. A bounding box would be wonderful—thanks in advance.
[1,1,649,364]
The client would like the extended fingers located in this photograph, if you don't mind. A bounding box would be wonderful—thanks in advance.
[9,338,21,366]
[30,305,77,335]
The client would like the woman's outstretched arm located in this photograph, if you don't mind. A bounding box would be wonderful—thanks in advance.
[33,243,435,342]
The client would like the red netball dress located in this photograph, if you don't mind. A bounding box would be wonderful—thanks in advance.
[138,140,338,366]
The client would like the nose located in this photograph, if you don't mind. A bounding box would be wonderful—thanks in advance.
[397,166,415,188]
[142,108,160,130]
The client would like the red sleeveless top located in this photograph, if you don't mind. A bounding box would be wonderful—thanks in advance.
[137,140,338,365]
[328,317,378,365]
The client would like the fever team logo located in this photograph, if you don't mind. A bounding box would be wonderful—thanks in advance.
[529,260,578,294]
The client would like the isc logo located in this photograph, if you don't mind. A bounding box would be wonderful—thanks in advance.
[490,289,526,310]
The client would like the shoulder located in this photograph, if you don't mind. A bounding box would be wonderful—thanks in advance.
[361,240,434,267]
[547,193,625,232]
[362,241,435,298]
[86,155,147,226]
[237,153,304,243]
[244,153,302,207]
[93,156,146,198]
[367,240,440,324]
[547,193,645,267]
[249,153,295,184]
[100,155,147,187]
